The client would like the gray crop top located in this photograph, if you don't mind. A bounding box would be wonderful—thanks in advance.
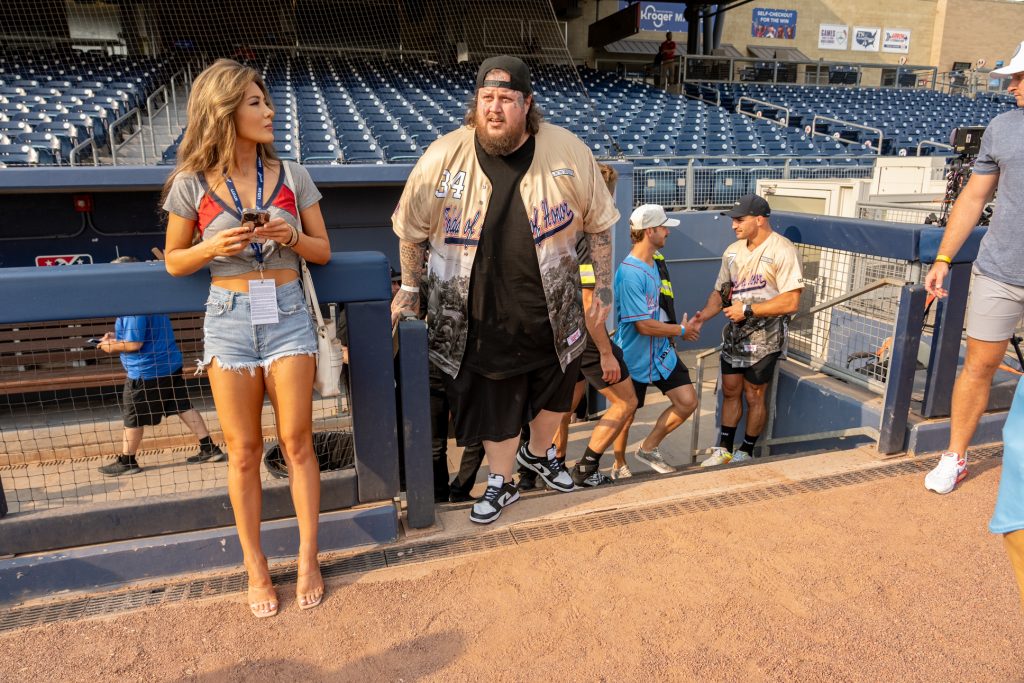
[162,160,323,277]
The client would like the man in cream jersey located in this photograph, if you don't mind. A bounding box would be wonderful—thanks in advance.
[687,194,803,466]
[390,55,619,523]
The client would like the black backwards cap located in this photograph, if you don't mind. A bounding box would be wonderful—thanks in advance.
[721,193,771,218]
[476,55,533,95]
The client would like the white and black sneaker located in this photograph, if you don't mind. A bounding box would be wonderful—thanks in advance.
[470,474,520,525]
[516,443,576,492]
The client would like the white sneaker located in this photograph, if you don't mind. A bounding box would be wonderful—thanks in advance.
[700,446,733,468]
[924,452,967,494]
[731,449,752,462]
[635,446,676,474]
[611,464,633,480]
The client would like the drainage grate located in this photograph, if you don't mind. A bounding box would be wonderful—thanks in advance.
[0,446,1002,632]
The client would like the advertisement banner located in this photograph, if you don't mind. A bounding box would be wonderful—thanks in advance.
[618,2,688,33]
[818,24,848,50]
[751,8,797,40]
[851,27,880,52]
[882,28,911,53]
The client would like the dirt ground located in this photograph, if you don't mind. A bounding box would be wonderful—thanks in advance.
[1,459,1021,683]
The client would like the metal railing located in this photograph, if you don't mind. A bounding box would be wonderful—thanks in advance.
[916,139,954,157]
[680,55,938,89]
[689,275,909,461]
[684,82,721,107]
[856,202,941,225]
[811,115,883,154]
[629,157,874,210]
[69,137,98,166]
[146,85,172,159]
[110,107,146,166]
[736,96,789,127]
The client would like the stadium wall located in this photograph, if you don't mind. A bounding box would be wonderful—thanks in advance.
[571,0,1024,79]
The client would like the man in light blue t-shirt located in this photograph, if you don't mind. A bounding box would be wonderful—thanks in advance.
[613,204,696,474]
[95,256,224,477]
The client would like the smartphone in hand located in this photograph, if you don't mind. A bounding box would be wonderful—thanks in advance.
[86,338,102,347]
[241,209,271,244]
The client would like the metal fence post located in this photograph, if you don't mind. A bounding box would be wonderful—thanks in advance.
[922,262,972,418]
[396,319,434,529]
[0,475,7,518]
[685,159,695,210]
[878,283,928,454]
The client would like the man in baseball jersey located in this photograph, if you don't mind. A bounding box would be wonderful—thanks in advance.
[391,56,619,523]
[686,194,803,466]
[612,204,697,474]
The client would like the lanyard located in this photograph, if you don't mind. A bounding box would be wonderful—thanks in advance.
[224,156,265,265]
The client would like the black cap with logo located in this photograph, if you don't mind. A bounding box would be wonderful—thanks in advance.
[476,55,533,95]
[721,193,771,218]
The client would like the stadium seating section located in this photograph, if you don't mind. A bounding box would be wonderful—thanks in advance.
[0,50,1016,167]
[0,49,185,166]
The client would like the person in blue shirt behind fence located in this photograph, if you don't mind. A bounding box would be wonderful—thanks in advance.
[97,257,224,478]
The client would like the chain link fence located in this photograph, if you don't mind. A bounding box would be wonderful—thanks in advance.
[788,245,918,393]
[630,157,875,210]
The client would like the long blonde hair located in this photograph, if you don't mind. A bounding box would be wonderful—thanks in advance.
[162,59,279,199]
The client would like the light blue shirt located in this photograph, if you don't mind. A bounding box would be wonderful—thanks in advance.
[991,377,1024,534]
[613,255,677,383]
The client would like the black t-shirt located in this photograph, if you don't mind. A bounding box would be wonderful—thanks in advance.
[462,135,554,379]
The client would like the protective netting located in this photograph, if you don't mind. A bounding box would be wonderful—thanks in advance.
[0,0,614,166]
[0,312,351,513]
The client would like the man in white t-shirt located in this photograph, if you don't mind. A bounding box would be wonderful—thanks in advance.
[685,194,803,466]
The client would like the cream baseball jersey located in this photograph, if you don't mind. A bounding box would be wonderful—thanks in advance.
[392,122,619,378]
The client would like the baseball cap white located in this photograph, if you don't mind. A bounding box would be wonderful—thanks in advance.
[629,204,680,231]
[992,41,1024,75]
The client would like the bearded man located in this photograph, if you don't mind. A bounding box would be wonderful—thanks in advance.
[391,56,619,523]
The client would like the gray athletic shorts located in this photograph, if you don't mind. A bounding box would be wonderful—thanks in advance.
[965,270,1024,342]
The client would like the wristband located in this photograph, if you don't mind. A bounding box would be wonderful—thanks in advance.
[680,324,686,337]
[400,284,420,293]
[935,255,952,265]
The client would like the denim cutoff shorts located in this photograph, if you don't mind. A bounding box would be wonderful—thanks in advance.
[201,280,317,374]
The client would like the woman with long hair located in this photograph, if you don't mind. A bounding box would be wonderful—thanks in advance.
[163,59,331,618]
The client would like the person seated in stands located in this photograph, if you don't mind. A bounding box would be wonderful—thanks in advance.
[97,256,224,477]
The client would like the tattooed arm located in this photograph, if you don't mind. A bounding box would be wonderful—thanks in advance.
[391,238,427,325]
[587,229,613,308]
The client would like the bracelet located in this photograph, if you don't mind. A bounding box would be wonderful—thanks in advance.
[400,284,420,293]
[935,254,952,265]
[284,226,300,248]
[680,324,686,336]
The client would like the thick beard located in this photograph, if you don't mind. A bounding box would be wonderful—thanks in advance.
[474,111,526,156]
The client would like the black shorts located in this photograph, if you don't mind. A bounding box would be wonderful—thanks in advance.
[720,352,781,385]
[443,356,583,446]
[578,340,630,391]
[632,360,692,409]
[122,371,193,428]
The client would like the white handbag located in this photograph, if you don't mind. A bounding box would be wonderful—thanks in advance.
[302,261,344,398]
[283,161,344,398]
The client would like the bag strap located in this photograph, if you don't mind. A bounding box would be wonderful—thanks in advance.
[284,160,329,332]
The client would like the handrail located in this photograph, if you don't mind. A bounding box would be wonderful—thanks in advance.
[168,68,186,130]
[110,107,146,166]
[736,96,790,127]
[811,114,883,155]
[69,137,97,166]
[916,139,954,156]
[688,276,908,460]
[681,55,938,89]
[145,84,171,158]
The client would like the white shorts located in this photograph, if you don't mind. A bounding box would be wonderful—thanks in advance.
[965,271,1024,343]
